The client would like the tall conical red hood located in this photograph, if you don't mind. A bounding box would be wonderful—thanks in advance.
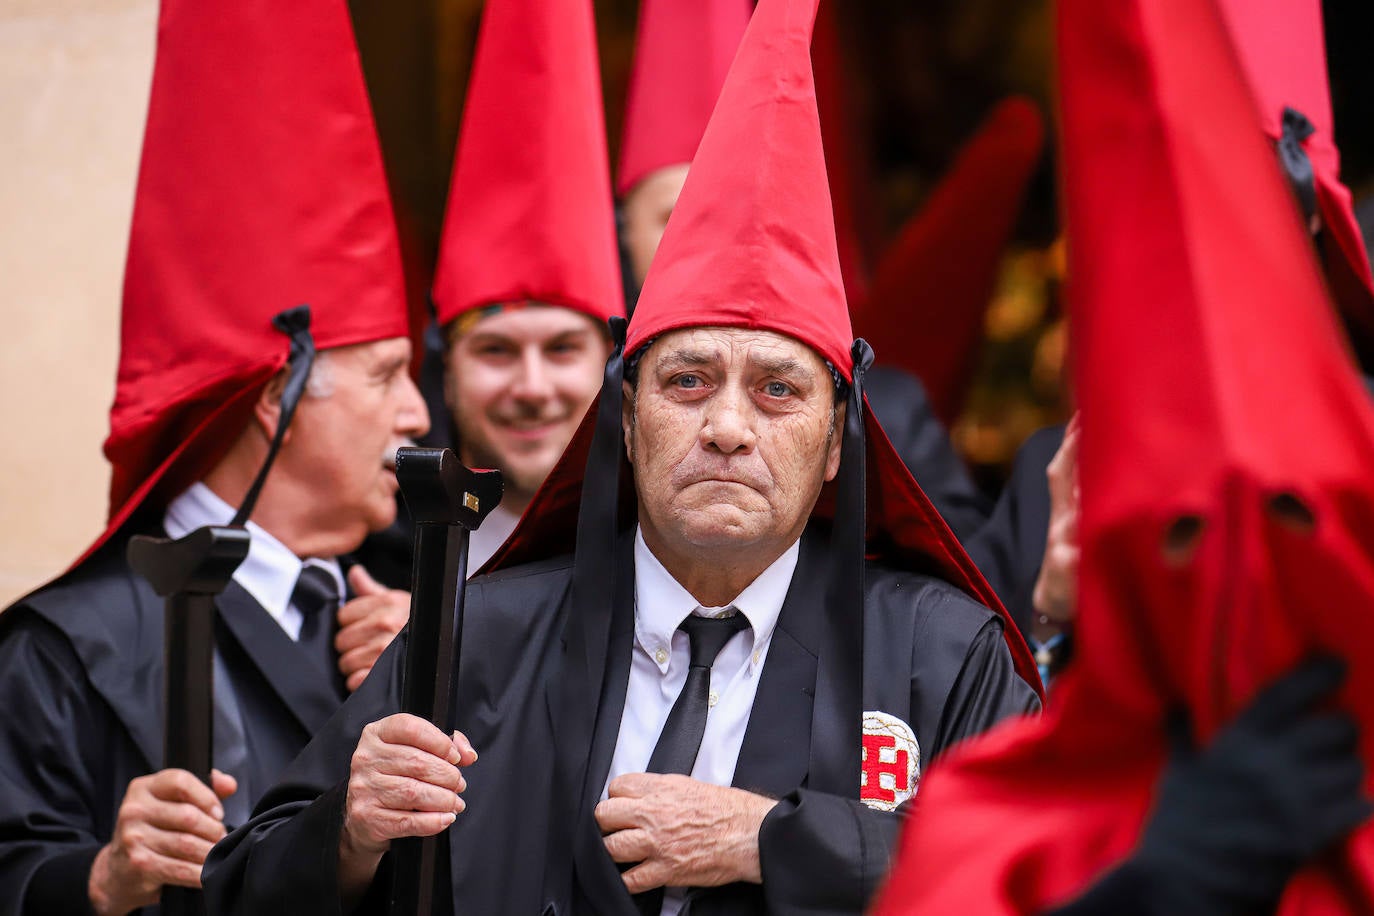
[874,0,1374,912]
[493,0,1041,705]
[616,0,753,198]
[625,0,852,376]
[1214,0,1374,362]
[431,0,624,328]
[97,0,408,563]
[855,97,1045,425]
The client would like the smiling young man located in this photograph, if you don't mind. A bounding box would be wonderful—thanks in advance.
[0,2,423,914]
[204,1,1040,913]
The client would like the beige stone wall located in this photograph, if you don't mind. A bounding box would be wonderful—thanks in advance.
[0,0,157,605]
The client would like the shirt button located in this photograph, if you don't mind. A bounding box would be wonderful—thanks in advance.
[708,691,719,708]
[655,648,669,665]
[752,651,761,665]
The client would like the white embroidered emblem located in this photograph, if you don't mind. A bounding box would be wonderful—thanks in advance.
[860,710,920,811]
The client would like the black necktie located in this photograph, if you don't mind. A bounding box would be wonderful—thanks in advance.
[646,612,752,776]
[293,564,344,698]
[635,612,750,916]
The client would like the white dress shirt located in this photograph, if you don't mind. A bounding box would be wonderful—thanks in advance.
[163,481,344,640]
[604,527,800,916]
[467,503,520,577]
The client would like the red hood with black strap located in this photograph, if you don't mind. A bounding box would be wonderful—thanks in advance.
[80,0,409,570]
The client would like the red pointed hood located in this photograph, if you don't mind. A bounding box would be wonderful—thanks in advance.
[625,0,852,375]
[431,0,624,327]
[854,97,1045,425]
[616,0,753,198]
[492,0,1041,702]
[875,0,1374,912]
[95,0,408,564]
[1215,0,1374,360]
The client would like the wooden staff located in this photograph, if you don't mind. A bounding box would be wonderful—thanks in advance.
[389,447,503,916]
[127,525,251,916]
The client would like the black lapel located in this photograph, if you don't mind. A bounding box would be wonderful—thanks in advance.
[565,535,641,916]
[19,542,166,771]
[731,532,826,799]
[213,581,341,736]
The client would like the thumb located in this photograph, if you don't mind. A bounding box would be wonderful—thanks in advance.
[348,564,386,597]
[210,769,238,800]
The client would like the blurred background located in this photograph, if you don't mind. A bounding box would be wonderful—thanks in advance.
[3,0,1372,604]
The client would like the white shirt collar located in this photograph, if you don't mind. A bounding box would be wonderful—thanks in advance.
[632,526,798,676]
[163,482,344,629]
[468,503,521,576]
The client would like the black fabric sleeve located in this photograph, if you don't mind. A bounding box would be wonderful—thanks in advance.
[202,632,408,916]
[757,789,904,915]
[962,425,1064,639]
[0,611,124,916]
[932,619,1042,753]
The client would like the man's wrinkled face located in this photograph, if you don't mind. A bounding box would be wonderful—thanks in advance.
[622,163,690,285]
[624,327,843,560]
[284,337,429,544]
[446,305,611,504]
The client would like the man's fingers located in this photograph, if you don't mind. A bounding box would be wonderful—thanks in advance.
[336,596,400,632]
[372,809,458,842]
[372,745,465,793]
[451,730,478,766]
[606,772,660,799]
[143,801,228,844]
[594,797,641,834]
[131,848,207,890]
[210,769,238,800]
[146,769,222,815]
[602,827,652,864]
[620,860,671,895]
[371,773,465,814]
[370,715,464,764]
[347,668,370,693]
[142,825,218,866]
[338,641,390,675]
[347,564,388,598]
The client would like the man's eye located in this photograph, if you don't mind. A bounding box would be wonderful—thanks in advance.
[764,381,793,397]
[675,374,702,389]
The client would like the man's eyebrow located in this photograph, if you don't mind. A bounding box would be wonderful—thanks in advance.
[751,355,811,378]
[655,348,718,369]
[374,354,410,374]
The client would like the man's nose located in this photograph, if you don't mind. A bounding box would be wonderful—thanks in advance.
[396,371,431,439]
[700,385,756,455]
[511,349,556,402]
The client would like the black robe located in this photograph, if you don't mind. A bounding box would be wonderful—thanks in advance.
[964,425,1064,640]
[0,532,348,916]
[204,532,1039,916]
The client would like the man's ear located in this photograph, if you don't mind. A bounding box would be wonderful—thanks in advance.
[253,370,290,445]
[621,380,635,464]
[824,401,846,482]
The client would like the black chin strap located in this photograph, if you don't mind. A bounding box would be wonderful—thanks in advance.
[231,305,316,527]
[809,338,874,796]
[1277,106,1318,224]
